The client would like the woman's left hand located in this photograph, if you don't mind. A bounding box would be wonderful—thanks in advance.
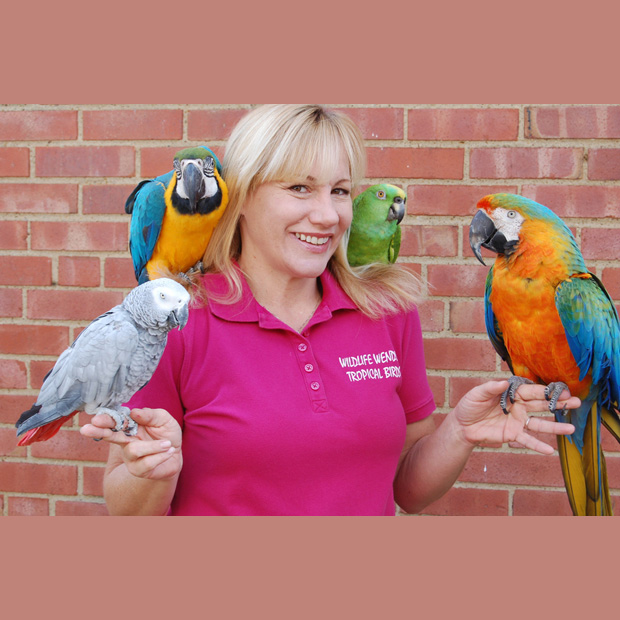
[453,380,579,455]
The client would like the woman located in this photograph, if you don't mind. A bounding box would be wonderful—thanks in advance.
[81,104,578,516]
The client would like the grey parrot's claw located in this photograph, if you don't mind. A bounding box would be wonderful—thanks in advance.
[544,382,570,415]
[501,376,535,415]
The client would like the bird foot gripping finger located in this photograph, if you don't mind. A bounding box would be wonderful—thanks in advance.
[501,376,535,415]
[545,382,570,415]
[99,407,138,437]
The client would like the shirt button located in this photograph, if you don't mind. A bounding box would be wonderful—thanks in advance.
[311,382,320,391]
[298,344,308,352]
[305,364,314,373]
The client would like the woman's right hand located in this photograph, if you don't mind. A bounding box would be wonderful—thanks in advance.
[80,408,183,481]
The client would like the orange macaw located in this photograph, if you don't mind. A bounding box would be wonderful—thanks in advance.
[469,193,620,516]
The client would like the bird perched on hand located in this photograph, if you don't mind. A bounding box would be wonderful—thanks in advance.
[347,184,406,267]
[16,279,190,446]
[469,193,620,516]
[125,146,229,284]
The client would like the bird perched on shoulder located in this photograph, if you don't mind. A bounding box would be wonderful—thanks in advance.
[125,146,229,284]
[347,184,406,267]
[469,193,620,516]
[16,279,190,446]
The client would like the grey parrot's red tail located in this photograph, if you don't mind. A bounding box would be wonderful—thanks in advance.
[16,405,78,447]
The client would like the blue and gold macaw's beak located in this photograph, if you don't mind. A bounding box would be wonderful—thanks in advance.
[182,160,207,211]
[388,195,406,224]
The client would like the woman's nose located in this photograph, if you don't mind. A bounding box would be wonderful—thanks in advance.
[308,191,340,226]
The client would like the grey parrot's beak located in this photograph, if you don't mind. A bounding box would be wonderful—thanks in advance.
[169,304,190,331]
[469,210,498,266]
[387,197,406,224]
[183,162,206,211]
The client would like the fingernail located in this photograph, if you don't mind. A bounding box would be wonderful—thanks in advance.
[160,441,172,450]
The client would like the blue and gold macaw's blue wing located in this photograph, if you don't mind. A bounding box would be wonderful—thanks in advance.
[125,170,174,285]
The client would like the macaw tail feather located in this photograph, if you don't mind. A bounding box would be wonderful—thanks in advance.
[558,404,613,516]
[17,412,78,447]
[601,405,620,444]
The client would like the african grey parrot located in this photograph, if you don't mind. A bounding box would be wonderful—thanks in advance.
[16,278,190,446]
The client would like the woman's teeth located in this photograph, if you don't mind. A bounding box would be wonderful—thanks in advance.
[295,233,329,246]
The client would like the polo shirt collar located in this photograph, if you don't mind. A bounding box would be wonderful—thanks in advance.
[205,265,357,329]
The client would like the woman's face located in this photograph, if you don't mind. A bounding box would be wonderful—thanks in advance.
[238,150,353,283]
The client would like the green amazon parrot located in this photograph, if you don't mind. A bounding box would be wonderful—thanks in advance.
[347,184,406,267]
[125,146,229,284]
[469,193,620,516]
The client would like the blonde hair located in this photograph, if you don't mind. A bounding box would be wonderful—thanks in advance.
[197,104,423,318]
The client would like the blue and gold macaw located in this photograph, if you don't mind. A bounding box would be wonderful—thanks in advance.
[125,146,229,284]
[469,193,620,515]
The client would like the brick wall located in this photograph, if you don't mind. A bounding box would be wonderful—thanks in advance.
[0,104,618,517]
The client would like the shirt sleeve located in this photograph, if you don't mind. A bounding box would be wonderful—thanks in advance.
[389,307,436,425]
[124,324,187,428]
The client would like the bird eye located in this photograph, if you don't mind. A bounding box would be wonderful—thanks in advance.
[376,191,386,200]
[160,293,166,299]
[507,211,517,219]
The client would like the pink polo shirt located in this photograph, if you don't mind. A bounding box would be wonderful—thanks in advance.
[127,268,436,516]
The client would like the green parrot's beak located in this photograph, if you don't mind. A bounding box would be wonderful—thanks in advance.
[387,197,406,224]
[469,210,498,265]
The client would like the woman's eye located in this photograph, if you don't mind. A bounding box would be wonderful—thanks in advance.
[290,185,309,193]
[333,188,350,196]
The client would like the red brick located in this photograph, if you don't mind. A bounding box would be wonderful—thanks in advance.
[83,466,105,497]
[367,147,464,179]
[83,110,183,140]
[581,228,620,261]
[470,147,583,179]
[0,110,77,140]
[588,149,620,180]
[0,256,51,285]
[527,106,620,139]
[450,300,487,333]
[0,428,27,457]
[31,221,128,251]
[409,185,518,216]
[427,264,488,297]
[460,451,566,486]
[338,107,404,140]
[602,268,620,299]
[400,225,458,258]
[27,289,123,321]
[0,183,78,214]
[409,108,519,141]
[104,257,137,288]
[0,147,29,177]
[188,109,249,141]
[0,461,78,495]
[83,184,136,215]
[0,359,27,388]
[449,376,494,408]
[55,501,109,516]
[140,145,226,178]
[8,496,50,516]
[423,338,497,371]
[513,489,574,516]
[427,376,446,408]
[58,256,101,287]
[0,324,69,355]
[0,221,28,249]
[0,395,36,424]
[30,360,55,389]
[418,487,509,516]
[417,299,444,333]
[522,184,620,219]
[36,146,135,177]
[30,429,110,462]
[0,289,22,317]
